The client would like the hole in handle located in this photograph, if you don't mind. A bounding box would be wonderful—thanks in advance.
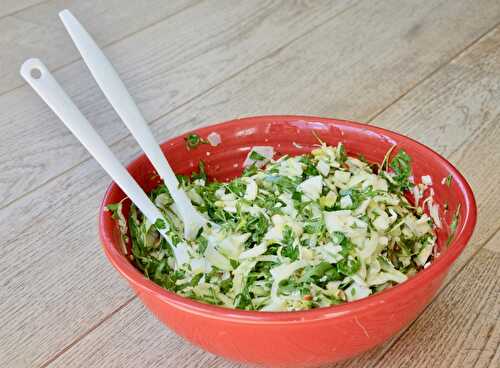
[30,68,42,79]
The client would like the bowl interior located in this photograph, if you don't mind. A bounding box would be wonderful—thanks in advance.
[100,115,476,316]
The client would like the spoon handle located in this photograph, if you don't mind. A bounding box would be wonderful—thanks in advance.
[59,9,206,239]
[20,58,188,265]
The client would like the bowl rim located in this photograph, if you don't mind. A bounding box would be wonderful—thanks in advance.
[99,115,477,324]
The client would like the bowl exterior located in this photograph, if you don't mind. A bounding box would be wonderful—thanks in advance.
[99,115,476,368]
[131,270,446,367]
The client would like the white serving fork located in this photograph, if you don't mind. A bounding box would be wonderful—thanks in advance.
[20,10,210,267]
[58,9,207,241]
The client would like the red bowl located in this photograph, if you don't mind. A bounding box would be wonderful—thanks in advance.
[99,116,476,367]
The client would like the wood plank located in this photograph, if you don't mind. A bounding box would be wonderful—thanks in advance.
[0,143,137,368]
[3,0,500,207]
[47,299,246,368]
[143,14,500,368]
[46,245,499,368]
[373,27,500,274]
[3,1,500,366]
[38,8,500,368]
[0,0,200,95]
[372,246,500,368]
[0,0,46,18]
[0,2,359,367]
[485,231,500,253]
[336,27,500,368]
[0,0,357,207]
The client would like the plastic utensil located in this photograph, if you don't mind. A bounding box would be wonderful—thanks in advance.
[58,9,207,240]
[20,58,190,266]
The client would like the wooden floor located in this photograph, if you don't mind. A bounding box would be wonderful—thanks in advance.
[1,1,499,367]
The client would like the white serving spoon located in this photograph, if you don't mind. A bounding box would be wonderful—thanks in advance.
[58,9,207,240]
[20,59,190,267]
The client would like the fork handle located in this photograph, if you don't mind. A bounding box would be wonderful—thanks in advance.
[20,59,189,265]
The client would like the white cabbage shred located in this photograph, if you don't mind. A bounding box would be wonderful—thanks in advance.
[119,142,438,311]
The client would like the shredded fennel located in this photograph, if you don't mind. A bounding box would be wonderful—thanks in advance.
[109,142,437,311]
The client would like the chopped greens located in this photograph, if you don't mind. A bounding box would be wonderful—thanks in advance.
[388,149,412,192]
[446,204,461,246]
[185,133,208,150]
[249,150,266,161]
[445,174,453,187]
[113,142,439,311]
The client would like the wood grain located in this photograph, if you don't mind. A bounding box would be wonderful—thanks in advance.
[46,245,499,368]
[0,0,200,95]
[47,299,247,368]
[35,7,500,368]
[373,26,500,275]
[0,157,134,367]
[0,2,359,367]
[372,247,500,368]
[485,231,500,254]
[0,0,357,207]
[1,1,500,367]
[3,0,500,208]
[0,0,46,18]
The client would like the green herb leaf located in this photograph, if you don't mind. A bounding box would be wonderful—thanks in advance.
[337,256,360,276]
[154,218,166,230]
[301,261,334,282]
[191,161,207,181]
[249,150,266,161]
[185,134,207,149]
[197,236,208,255]
[281,225,299,260]
[337,143,347,164]
[445,174,453,187]
[446,204,461,246]
[105,203,120,218]
[389,149,413,192]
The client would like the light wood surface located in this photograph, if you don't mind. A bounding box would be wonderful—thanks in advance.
[0,1,499,367]
[0,0,357,207]
[0,0,200,95]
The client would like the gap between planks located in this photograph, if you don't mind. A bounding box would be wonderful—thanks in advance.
[369,225,500,368]
[40,224,500,368]
[366,18,500,124]
[0,0,204,101]
[0,0,494,211]
[0,0,361,212]
[38,21,500,367]
[0,0,48,20]
[39,296,136,368]
[341,20,500,366]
